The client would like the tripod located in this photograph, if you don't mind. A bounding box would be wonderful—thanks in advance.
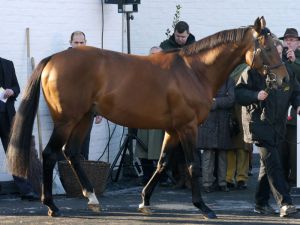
[109,129,148,182]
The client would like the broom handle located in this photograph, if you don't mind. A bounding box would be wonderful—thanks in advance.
[26,28,43,160]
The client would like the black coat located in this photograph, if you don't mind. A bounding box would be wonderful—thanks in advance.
[235,67,300,146]
[0,57,20,125]
[160,33,196,50]
[197,78,235,150]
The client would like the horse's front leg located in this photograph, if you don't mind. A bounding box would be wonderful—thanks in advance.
[138,131,177,215]
[178,122,217,219]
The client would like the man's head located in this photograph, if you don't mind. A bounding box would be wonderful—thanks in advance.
[279,28,300,51]
[70,31,86,48]
[174,21,190,46]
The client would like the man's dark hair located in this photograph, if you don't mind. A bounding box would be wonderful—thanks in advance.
[174,21,189,33]
[70,31,86,42]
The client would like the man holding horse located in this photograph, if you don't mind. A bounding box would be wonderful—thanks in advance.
[235,38,300,217]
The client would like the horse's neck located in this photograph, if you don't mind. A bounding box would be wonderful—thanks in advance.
[190,44,246,94]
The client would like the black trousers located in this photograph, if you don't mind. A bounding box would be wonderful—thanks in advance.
[0,112,33,194]
[281,125,297,186]
[255,141,292,207]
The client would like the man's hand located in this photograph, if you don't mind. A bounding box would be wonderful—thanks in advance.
[95,115,102,124]
[4,89,14,99]
[257,90,268,101]
[286,48,296,62]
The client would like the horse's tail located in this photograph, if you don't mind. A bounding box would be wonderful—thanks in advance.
[7,55,53,178]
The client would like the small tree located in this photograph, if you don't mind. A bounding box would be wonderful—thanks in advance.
[165,4,182,38]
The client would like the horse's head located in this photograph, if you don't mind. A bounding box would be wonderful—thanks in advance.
[245,17,288,88]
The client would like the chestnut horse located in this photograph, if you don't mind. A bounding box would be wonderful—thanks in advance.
[7,17,287,218]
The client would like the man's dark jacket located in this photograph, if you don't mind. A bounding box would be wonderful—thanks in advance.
[160,33,196,50]
[0,57,20,125]
[235,67,300,146]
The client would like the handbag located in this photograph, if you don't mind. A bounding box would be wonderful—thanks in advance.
[229,112,240,137]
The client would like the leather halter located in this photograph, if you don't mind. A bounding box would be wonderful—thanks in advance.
[250,36,285,88]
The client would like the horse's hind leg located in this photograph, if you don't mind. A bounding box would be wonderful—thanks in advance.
[139,131,177,214]
[178,123,217,219]
[42,128,66,217]
[63,113,100,212]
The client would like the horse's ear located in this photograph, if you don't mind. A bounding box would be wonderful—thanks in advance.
[253,16,266,34]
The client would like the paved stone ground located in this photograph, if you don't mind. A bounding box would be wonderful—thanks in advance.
[0,154,300,224]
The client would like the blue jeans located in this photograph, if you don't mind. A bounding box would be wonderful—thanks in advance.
[255,142,292,207]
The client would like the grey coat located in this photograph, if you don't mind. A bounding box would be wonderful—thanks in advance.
[197,78,235,150]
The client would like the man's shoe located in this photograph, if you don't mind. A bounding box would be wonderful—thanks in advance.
[219,185,229,192]
[226,182,235,189]
[21,192,40,201]
[254,204,276,215]
[237,180,247,190]
[280,204,297,217]
[203,186,214,193]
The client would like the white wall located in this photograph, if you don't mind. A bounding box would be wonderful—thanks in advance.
[130,0,300,55]
[0,0,126,180]
[0,0,300,180]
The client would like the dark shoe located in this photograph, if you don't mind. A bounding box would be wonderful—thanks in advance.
[254,204,276,215]
[280,204,297,217]
[21,192,40,201]
[219,185,229,192]
[237,180,247,190]
[203,186,215,193]
[226,182,235,189]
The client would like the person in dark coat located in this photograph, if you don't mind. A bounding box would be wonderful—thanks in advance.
[198,78,235,192]
[235,42,300,217]
[159,21,196,188]
[160,21,196,50]
[0,57,38,200]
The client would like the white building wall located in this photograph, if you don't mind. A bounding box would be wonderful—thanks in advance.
[130,0,300,55]
[0,0,300,181]
[0,0,126,181]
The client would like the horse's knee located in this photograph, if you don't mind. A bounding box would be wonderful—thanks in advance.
[188,163,201,178]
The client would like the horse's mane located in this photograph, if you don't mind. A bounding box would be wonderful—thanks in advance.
[181,26,251,56]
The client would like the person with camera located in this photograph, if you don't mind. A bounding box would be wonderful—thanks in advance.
[279,28,300,188]
[235,38,300,217]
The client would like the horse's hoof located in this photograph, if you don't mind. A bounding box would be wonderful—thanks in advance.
[138,203,152,215]
[88,204,101,212]
[48,209,61,217]
[203,211,217,219]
